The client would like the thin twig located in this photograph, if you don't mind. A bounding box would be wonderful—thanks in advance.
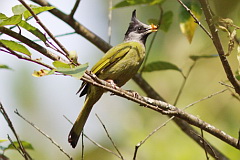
[133,88,227,159]
[0,42,54,70]
[201,129,210,160]
[7,135,25,158]
[95,114,125,160]
[133,116,174,160]
[0,103,32,160]
[191,130,218,159]
[140,5,163,74]
[18,0,70,58]
[174,61,196,106]
[14,110,73,160]
[176,0,212,39]
[69,0,81,18]
[183,89,228,110]
[0,26,68,63]
[63,115,122,159]
[219,81,235,89]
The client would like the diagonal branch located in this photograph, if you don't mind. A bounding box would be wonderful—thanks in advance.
[198,0,240,95]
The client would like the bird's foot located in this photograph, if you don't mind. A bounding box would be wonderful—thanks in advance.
[106,79,119,89]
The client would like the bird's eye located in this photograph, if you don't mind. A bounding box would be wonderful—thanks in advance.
[137,27,142,31]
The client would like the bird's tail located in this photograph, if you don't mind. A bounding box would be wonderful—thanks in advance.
[68,90,103,148]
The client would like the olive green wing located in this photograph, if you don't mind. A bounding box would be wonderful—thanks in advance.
[77,42,132,97]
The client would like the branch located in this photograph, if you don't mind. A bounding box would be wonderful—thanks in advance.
[198,0,240,95]
[82,72,239,150]
[14,110,73,159]
[30,0,111,53]
[0,103,32,160]
[0,27,68,63]
[19,0,70,58]
[69,0,81,19]
[176,0,212,39]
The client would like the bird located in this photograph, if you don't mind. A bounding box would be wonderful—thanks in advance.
[68,10,158,148]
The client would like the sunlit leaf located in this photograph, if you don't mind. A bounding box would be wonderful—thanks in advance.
[0,40,31,57]
[5,141,34,151]
[56,63,88,79]
[12,5,27,15]
[142,61,181,72]
[0,13,8,23]
[0,64,12,70]
[0,139,8,143]
[179,2,202,43]
[189,54,218,61]
[32,69,55,77]
[113,0,165,8]
[52,61,72,68]
[23,6,55,20]
[0,15,22,26]
[18,20,47,42]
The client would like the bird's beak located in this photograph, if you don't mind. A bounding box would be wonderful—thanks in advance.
[148,24,158,32]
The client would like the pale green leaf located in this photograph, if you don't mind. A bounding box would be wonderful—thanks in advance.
[18,20,47,42]
[142,61,181,72]
[0,40,31,56]
[0,15,22,26]
[52,61,72,68]
[0,13,8,23]
[0,139,8,143]
[12,5,27,15]
[0,64,12,70]
[5,141,34,151]
[56,63,88,79]
[23,6,55,20]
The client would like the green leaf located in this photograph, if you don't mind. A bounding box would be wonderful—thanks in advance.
[0,15,22,26]
[0,40,31,57]
[32,69,55,77]
[5,141,34,151]
[18,20,47,42]
[56,63,88,79]
[179,2,202,43]
[52,61,72,68]
[142,61,181,72]
[12,5,28,15]
[0,64,12,70]
[160,11,173,32]
[113,0,165,8]
[0,13,8,23]
[0,139,8,143]
[189,54,218,61]
[23,6,55,20]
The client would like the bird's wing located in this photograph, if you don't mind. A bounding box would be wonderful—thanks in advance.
[77,42,132,96]
[91,43,132,75]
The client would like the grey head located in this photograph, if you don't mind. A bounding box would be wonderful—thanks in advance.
[124,10,157,45]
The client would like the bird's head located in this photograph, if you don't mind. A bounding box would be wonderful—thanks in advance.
[124,10,158,45]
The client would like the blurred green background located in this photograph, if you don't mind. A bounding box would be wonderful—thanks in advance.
[0,0,240,159]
